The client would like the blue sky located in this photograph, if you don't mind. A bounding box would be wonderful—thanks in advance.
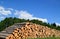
[0,0,60,25]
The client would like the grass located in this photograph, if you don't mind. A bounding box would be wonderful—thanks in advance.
[26,37,60,39]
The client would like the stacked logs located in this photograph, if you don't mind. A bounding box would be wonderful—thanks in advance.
[6,22,60,39]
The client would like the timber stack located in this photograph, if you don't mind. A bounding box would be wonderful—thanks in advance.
[0,22,60,39]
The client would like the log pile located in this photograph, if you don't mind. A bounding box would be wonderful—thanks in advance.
[6,22,60,39]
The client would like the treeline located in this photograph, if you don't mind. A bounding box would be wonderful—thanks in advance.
[0,17,60,31]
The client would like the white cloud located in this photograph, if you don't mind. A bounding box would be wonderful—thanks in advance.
[0,6,60,25]
[0,6,11,15]
[0,16,5,21]
[8,8,13,11]
[18,11,33,19]
[14,10,48,22]
[56,23,60,26]
[0,16,5,19]
[0,6,48,22]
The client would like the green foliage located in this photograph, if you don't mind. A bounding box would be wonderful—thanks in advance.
[56,26,60,30]
[30,19,43,25]
[0,17,60,32]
